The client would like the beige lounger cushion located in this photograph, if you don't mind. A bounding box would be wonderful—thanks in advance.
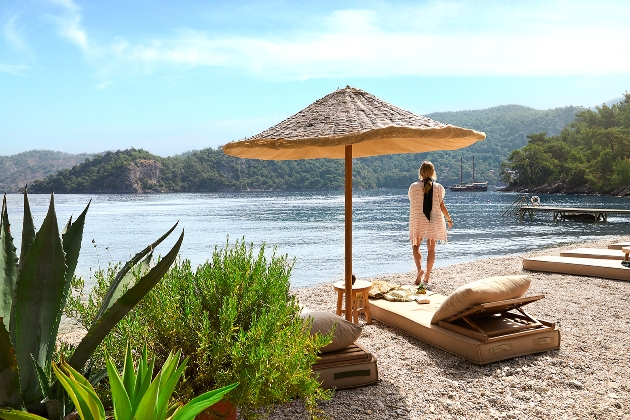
[301,311,362,352]
[431,275,531,324]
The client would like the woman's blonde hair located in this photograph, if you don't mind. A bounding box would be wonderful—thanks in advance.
[419,161,436,194]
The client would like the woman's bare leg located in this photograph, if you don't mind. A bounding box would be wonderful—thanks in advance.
[412,241,425,285]
[424,239,436,283]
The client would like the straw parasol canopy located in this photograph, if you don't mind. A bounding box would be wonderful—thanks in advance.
[223,86,485,322]
[223,86,485,160]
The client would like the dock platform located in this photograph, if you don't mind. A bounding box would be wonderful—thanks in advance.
[518,206,630,222]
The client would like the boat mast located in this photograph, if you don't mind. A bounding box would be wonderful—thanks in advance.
[460,156,463,185]
[472,156,475,183]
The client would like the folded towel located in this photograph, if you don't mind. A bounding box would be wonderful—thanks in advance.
[368,280,400,298]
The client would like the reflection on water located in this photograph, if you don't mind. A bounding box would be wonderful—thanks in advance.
[4,190,630,289]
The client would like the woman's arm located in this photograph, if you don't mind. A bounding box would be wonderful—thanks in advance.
[440,201,453,229]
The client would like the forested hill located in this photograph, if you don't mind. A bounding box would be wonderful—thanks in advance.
[26,103,585,193]
[422,105,582,186]
[0,150,93,193]
[501,93,630,196]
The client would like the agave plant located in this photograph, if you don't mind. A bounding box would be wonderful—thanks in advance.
[0,189,184,418]
[0,343,238,420]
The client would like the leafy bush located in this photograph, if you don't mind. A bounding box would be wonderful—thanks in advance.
[67,240,332,418]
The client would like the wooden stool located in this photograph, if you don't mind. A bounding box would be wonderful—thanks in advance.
[333,280,372,324]
[622,247,630,261]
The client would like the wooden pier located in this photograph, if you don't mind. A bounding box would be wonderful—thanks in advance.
[517,206,630,222]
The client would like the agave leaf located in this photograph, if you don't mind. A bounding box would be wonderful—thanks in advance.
[155,352,187,420]
[30,354,52,400]
[170,383,239,420]
[104,251,152,317]
[106,355,132,420]
[68,229,184,371]
[87,367,108,388]
[122,342,136,400]
[61,200,89,290]
[157,349,182,391]
[132,367,162,420]
[166,403,181,418]
[134,348,155,409]
[0,195,18,332]
[55,376,67,419]
[0,316,21,408]
[133,344,149,404]
[156,361,188,420]
[18,186,36,271]
[46,200,90,366]
[53,362,105,420]
[0,408,47,419]
[13,194,67,406]
[14,186,36,342]
[95,221,178,322]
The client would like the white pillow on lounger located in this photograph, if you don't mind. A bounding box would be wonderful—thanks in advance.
[431,275,531,324]
[301,311,361,352]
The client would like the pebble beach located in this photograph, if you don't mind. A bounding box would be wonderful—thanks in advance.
[57,235,630,419]
[269,235,630,420]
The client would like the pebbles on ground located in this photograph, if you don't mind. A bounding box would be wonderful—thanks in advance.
[270,235,630,419]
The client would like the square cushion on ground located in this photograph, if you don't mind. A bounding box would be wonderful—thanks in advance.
[301,311,362,353]
[431,275,530,324]
[312,343,378,389]
[370,295,560,364]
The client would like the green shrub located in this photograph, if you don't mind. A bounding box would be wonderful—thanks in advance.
[67,239,332,418]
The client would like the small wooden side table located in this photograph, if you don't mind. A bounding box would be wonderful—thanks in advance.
[622,247,630,261]
[333,280,372,324]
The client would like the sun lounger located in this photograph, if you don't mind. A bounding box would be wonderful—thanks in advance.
[559,247,628,260]
[523,256,630,281]
[312,343,379,389]
[369,276,560,364]
[608,241,630,250]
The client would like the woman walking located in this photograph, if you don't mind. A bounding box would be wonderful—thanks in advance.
[409,161,453,285]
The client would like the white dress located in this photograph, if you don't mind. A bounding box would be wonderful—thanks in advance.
[408,180,447,245]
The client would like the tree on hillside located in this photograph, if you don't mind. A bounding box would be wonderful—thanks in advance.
[502,92,630,195]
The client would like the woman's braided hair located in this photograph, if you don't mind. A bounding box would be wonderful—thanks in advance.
[419,161,436,194]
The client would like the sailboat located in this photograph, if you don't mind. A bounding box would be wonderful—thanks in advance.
[449,156,488,192]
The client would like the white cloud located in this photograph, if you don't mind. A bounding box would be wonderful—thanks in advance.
[2,14,31,75]
[4,14,29,52]
[0,63,28,75]
[48,0,630,80]
[47,0,89,51]
[96,80,112,90]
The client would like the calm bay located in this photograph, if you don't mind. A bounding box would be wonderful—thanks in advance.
[4,190,630,289]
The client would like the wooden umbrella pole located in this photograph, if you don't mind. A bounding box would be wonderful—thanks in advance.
[344,145,353,322]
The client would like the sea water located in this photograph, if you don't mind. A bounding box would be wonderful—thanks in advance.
[3,190,630,289]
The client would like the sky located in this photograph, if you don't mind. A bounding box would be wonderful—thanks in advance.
[2,0,630,157]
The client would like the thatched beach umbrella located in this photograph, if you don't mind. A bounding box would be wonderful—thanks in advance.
[223,86,485,321]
